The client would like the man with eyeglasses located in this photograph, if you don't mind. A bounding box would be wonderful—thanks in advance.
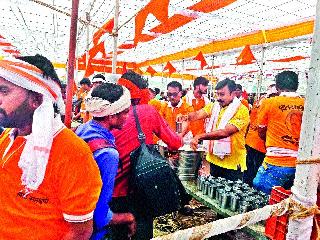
[160,81,193,135]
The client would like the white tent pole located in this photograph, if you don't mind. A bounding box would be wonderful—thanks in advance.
[111,0,120,74]
[286,0,320,239]
[85,12,90,67]
[257,46,265,98]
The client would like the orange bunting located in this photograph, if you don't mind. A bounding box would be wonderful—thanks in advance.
[134,0,170,44]
[93,18,114,45]
[88,41,106,59]
[163,61,176,75]
[146,66,157,77]
[122,62,127,74]
[236,45,256,65]
[151,14,194,34]
[84,58,95,77]
[118,43,137,49]
[193,51,208,69]
[268,56,309,62]
[0,42,12,47]
[188,0,237,13]
[134,67,143,75]
[204,65,220,69]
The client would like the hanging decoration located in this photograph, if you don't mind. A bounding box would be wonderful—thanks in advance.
[122,62,127,74]
[134,0,170,44]
[236,45,256,65]
[92,18,114,45]
[146,65,157,76]
[163,61,176,76]
[193,51,208,69]
[268,56,309,62]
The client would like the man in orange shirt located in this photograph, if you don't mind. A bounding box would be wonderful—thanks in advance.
[160,81,193,135]
[0,55,102,239]
[243,97,267,186]
[183,76,210,136]
[235,84,250,110]
[74,77,91,122]
[253,71,304,194]
[243,84,278,186]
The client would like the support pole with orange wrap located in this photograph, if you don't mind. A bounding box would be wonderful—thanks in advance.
[65,0,79,128]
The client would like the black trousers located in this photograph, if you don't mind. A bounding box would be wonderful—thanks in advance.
[243,145,265,187]
[109,196,153,240]
[210,163,243,181]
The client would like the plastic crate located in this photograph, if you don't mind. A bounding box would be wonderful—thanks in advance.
[265,186,291,240]
[266,187,320,240]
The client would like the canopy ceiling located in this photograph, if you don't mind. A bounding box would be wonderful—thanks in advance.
[0,0,317,77]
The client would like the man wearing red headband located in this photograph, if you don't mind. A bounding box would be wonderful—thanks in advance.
[111,71,183,240]
[0,55,102,239]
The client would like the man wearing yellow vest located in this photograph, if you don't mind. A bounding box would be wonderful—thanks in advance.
[183,76,210,136]
[181,79,250,181]
[253,71,304,194]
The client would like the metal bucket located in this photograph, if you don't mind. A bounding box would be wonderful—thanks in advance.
[177,150,203,181]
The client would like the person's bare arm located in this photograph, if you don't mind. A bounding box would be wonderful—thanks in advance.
[176,109,209,122]
[188,109,209,121]
[62,220,93,240]
[190,124,239,150]
[109,213,136,238]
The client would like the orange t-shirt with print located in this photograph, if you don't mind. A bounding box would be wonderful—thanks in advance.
[257,96,304,167]
[160,101,194,132]
[0,128,102,240]
[183,96,207,136]
[245,99,266,153]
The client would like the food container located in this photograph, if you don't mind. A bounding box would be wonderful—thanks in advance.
[178,149,204,181]
[230,194,240,212]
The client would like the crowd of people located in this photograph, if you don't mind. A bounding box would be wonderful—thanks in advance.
[0,54,304,240]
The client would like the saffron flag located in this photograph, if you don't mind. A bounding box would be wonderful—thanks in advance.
[134,0,170,44]
[193,51,208,69]
[163,61,176,75]
[122,62,127,74]
[93,18,114,45]
[146,66,157,77]
[236,45,256,65]
[84,58,95,77]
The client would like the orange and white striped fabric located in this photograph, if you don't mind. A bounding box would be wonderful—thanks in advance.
[0,57,64,191]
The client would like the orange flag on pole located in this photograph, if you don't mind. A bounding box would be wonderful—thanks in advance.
[163,61,176,75]
[93,18,114,45]
[193,51,208,69]
[134,0,170,44]
[146,66,157,77]
[236,45,256,65]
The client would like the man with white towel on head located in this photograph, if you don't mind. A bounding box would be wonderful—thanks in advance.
[0,55,102,239]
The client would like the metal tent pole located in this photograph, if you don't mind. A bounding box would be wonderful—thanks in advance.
[64,0,80,128]
[286,0,320,239]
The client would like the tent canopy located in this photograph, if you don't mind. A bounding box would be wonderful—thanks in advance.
[0,0,317,77]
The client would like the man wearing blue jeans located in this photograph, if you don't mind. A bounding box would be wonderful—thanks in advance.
[253,71,304,194]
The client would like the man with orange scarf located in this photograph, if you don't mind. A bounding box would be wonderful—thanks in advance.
[0,55,102,239]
